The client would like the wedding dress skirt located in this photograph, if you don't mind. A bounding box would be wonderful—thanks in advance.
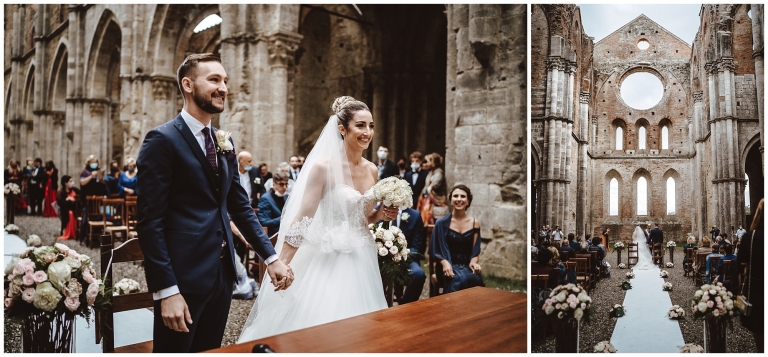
[632,226,655,270]
[238,185,388,342]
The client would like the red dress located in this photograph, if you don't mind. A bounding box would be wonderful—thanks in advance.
[43,169,57,217]
[57,190,77,240]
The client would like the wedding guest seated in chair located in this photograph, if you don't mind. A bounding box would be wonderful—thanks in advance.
[716,243,736,284]
[682,235,697,265]
[705,243,724,283]
[430,184,484,294]
[56,175,80,240]
[257,172,289,236]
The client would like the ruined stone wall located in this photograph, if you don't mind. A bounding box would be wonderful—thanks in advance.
[446,4,527,280]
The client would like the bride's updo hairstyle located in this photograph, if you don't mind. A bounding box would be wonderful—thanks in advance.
[332,96,370,131]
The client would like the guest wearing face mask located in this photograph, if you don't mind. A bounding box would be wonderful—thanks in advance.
[375,146,399,181]
[118,157,138,197]
[237,151,265,207]
[259,163,272,182]
[28,158,48,216]
[257,172,290,236]
[79,155,107,240]
[43,161,59,217]
[104,161,122,197]
[404,151,429,209]
[396,157,407,178]
[57,175,81,240]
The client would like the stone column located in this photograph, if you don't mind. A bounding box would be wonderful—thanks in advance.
[52,113,65,169]
[576,92,589,236]
[751,4,765,173]
[706,63,719,229]
[693,91,705,236]
[267,33,301,166]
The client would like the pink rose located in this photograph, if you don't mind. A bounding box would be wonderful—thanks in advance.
[22,273,34,286]
[4,298,13,307]
[67,249,80,259]
[54,243,70,254]
[64,296,80,312]
[86,283,99,306]
[32,271,47,284]
[569,302,578,309]
[706,300,714,308]
[21,259,35,274]
[12,263,24,276]
[715,296,722,303]
[581,303,587,310]
[82,269,94,284]
[21,288,35,303]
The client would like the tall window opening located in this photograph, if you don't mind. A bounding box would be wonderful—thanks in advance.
[661,126,669,149]
[637,177,648,215]
[616,127,623,150]
[610,178,619,216]
[638,126,646,150]
[666,177,676,215]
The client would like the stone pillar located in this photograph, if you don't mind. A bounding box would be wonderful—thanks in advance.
[693,91,705,236]
[706,63,719,229]
[267,33,301,166]
[751,4,765,174]
[52,113,65,170]
[576,92,589,236]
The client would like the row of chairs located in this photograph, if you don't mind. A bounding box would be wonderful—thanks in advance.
[81,195,137,248]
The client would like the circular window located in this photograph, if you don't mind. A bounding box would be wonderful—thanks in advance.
[637,40,650,50]
[621,72,664,110]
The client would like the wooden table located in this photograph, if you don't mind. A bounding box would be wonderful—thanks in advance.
[207,287,526,353]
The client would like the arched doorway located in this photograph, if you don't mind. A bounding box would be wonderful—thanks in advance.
[744,139,763,227]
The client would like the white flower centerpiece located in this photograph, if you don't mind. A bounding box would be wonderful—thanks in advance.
[617,263,627,269]
[594,341,617,353]
[679,343,705,353]
[666,262,674,268]
[613,241,625,251]
[369,223,411,288]
[541,283,592,322]
[5,224,20,235]
[27,234,42,247]
[114,278,141,296]
[662,282,673,291]
[626,271,635,279]
[667,241,677,248]
[668,305,686,319]
[4,183,21,195]
[660,270,669,278]
[4,243,110,352]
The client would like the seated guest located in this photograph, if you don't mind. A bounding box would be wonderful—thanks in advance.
[716,243,736,284]
[237,151,265,206]
[532,247,554,275]
[104,163,121,196]
[259,163,272,181]
[697,236,713,254]
[682,235,697,267]
[257,172,289,236]
[56,176,80,240]
[705,243,724,283]
[264,161,294,194]
[430,184,484,294]
[568,233,579,250]
[559,239,574,259]
[117,157,138,197]
[588,236,605,276]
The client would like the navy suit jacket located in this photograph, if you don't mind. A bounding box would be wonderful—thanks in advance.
[650,227,664,245]
[136,115,276,295]
[257,191,286,235]
[246,169,265,208]
[404,169,429,207]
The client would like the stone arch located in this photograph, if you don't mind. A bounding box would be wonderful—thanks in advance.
[662,169,681,216]
[631,168,652,217]
[173,5,221,72]
[85,9,121,99]
[634,118,650,150]
[611,118,627,150]
[658,117,673,150]
[48,40,68,112]
[604,169,623,217]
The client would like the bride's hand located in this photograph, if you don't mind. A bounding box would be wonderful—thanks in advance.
[380,205,397,221]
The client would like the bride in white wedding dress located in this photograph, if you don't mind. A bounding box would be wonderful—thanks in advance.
[631,226,656,270]
[238,96,394,342]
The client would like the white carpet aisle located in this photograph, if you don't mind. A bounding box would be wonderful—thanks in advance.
[610,267,686,353]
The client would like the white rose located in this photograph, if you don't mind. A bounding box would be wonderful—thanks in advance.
[33,282,62,312]
[697,302,708,313]
[400,247,409,257]
[393,254,402,262]
[556,291,567,303]
[78,254,92,266]
[383,231,395,241]
[47,261,72,291]
[63,256,81,271]
[5,257,19,276]
[54,243,70,254]
[384,240,393,248]
[544,305,555,315]
[389,246,399,255]
[378,247,388,256]
[724,299,733,311]
[254,178,261,185]
[375,242,383,249]
[574,307,584,320]
[401,212,410,221]
[694,290,703,298]
[389,226,402,235]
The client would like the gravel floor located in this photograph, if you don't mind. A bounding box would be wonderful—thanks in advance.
[4,216,432,352]
[532,247,759,353]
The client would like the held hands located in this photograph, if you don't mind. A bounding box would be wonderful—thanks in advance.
[267,259,294,292]
[161,294,193,333]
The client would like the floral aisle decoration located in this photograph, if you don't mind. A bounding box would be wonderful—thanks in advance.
[662,282,673,291]
[617,263,627,269]
[594,341,617,353]
[609,303,625,318]
[668,305,686,320]
[660,270,669,278]
[4,183,20,224]
[619,281,633,290]
[666,262,674,268]
[27,234,42,247]
[625,271,635,279]
[679,343,705,353]
[690,282,737,353]
[614,241,625,264]
[4,243,110,352]
[5,224,20,235]
[541,284,592,353]
[114,278,141,296]
[666,241,677,248]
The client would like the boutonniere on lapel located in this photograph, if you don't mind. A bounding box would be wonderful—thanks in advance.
[254,177,261,185]
[400,212,410,222]
[214,130,236,160]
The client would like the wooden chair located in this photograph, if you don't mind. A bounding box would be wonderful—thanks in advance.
[85,195,112,248]
[103,198,129,243]
[652,243,664,268]
[96,234,153,353]
[531,274,550,291]
[569,257,591,293]
[706,256,721,284]
[627,243,638,267]
[124,199,138,239]
[694,252,709,286]
[683,247,696,276]
[576,253,596,288]
[719,259,734,289]
[426,225,444,297]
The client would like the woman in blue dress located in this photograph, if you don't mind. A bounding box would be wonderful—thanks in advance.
[430,184,484,294]
[117,157,138,197]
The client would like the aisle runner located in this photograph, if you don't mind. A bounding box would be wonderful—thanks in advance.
[610,267,685,353]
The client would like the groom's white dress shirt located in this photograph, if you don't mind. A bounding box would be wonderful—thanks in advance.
[153,110,277,300]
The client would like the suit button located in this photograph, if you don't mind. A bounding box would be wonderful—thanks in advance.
[216,230,223,237]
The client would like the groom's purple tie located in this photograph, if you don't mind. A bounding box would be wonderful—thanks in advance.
[201,127,218,171]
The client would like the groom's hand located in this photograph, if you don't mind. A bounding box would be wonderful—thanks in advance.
[267,259,294,291]
[161,294,193,332]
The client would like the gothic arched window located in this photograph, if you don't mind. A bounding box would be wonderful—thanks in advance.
[638,126,646,150]
[637,177,648,215]
[616,127,623,150]
[666,177,676,215]
[661,125,669,150]
[610,178,619,216]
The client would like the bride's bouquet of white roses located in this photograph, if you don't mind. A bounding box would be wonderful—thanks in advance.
[369,223,412,287]
[372,177,413,212]
[4,243,110,322]
[594,341,617,353]
[662,282,673,291]
[666,241,677,248]
[4,183,21,195]
[613,241,625,251]
[690,282,736,320]
[541,283,591,323]
[114,278,141,296]
[679,343,704,353]
[668,305,686,319]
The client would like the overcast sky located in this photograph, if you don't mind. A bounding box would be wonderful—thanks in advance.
[577,4,703,45]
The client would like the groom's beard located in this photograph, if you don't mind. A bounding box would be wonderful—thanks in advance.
[192,86,225,114]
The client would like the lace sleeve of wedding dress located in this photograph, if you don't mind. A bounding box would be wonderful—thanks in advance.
[284,217,313,247]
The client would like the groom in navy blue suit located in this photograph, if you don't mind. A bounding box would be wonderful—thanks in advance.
[136,53,292,353]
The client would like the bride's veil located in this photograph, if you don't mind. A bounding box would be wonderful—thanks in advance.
[239,114,355,340]
[632,226,654,270]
